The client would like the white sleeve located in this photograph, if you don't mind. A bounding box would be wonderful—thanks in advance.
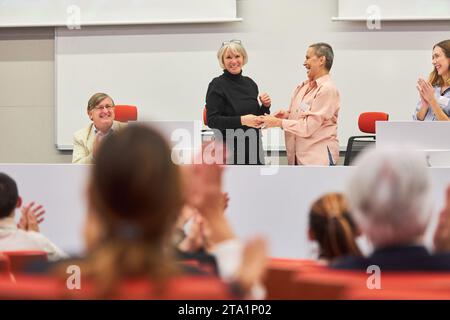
[439,96,450,116]
[210,239,266,299]
[27,231,69,261]
[210,239,243,280]
[412,100,422,120]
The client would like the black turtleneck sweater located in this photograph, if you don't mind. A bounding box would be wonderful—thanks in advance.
[205,70,270,164]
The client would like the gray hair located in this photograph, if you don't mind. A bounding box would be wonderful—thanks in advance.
[217,40,248,70]
[309,42,334,71]
[346,147,433,248]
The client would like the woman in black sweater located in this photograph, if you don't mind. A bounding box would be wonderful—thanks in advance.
[206,40,271,165]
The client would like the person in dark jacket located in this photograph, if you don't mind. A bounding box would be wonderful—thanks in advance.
[206,39,271,165]
[333,147,450,271]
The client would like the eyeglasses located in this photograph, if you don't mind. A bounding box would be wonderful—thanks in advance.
[94,105,114,111]
[222,39,242,46]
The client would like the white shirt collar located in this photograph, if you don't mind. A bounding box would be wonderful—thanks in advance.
[0,216,17,230]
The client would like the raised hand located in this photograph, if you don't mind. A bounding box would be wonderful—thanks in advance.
[235,237,268,295]
[259,93,272,107]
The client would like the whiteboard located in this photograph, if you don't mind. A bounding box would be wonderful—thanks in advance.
[0,0,239,27]
[336,0,450,20]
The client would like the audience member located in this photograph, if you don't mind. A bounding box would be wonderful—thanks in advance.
[308,192,362,263]
[0,173,67,261]
[414,39,450,121]
[333,148,450,271]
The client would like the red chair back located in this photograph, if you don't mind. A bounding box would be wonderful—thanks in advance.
[62,276,235,300]
[203,107,208,126]
[0,254,10,273]
[0,274,62,299]
[114,105,138,122]
[1,251,48,273]
[293,269,450,300]
[0,274,236,300]
[265,258,325,299]
[358,112,389,134]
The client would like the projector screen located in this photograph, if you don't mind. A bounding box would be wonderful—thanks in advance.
[0,0,239,27]
[336,0,450,20]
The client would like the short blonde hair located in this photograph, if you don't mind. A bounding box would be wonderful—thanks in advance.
[87,93,114,112]
[217,40,248,70]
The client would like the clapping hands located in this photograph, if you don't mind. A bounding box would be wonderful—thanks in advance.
[417,78,436,106]
[17,201,45,232]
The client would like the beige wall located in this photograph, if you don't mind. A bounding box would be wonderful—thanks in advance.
[0,28,72,163]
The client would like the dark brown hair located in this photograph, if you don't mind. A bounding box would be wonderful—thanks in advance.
[309,192,362,261]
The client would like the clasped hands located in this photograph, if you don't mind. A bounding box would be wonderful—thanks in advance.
[241,109,289,129]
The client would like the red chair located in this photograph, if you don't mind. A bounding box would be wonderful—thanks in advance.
[203,106,208,126]
[292,269,450,300]
[0,274,62,299]
[1,251,48,273]
[0,254,8,272]
[61,276,236,300]
[344,112,389,166]
[114,105,138,122]
[265,258,325,299]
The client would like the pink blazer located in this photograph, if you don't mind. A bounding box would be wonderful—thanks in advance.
[282,74,340,165]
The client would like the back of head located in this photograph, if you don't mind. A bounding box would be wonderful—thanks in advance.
[347,148,433,248]
[90,124,183,246]
[0,173,18,219]
[83,124,184,294]
[309,192,362,260]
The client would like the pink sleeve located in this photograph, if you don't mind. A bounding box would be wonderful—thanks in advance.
[282,86,339,138]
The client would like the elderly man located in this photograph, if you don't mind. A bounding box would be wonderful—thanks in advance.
[72,92,127,164]
[333,148,450,271]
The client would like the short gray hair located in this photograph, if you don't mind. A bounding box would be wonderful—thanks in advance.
[217,40,248,70]
[346,147,433,248]
[309,42,334,71]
